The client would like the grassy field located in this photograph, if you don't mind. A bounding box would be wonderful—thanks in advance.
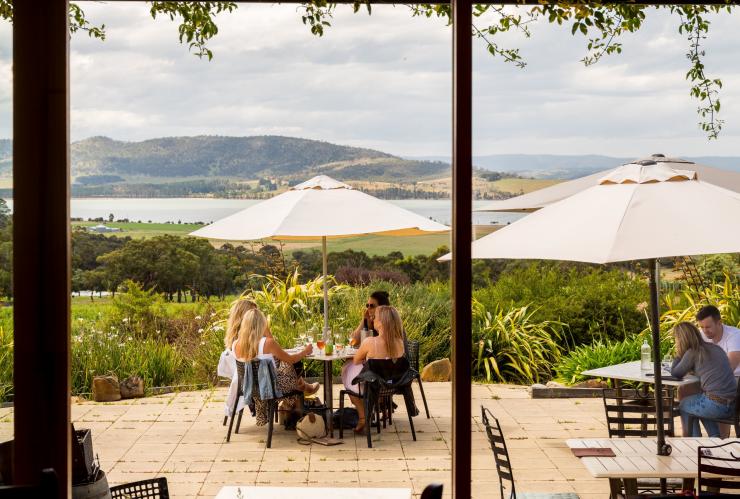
[71,222,500,256]
[73,221,202,238]
[491,178,561,195]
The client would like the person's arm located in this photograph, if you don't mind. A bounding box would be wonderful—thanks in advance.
[264,337,311,364]
[727,351,740,373]
[671,350,695,378]
[353,338,370,365]
[351,319,364,346]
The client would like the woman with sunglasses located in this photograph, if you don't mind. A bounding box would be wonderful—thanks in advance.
[349,290,390,346]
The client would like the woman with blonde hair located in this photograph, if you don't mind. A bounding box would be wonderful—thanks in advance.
[233,308,319,426]
[671,321,737,437]
[218,299,258,380]
[342,305,407,432]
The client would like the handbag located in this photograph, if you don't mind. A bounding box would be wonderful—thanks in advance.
[296,413,342,446]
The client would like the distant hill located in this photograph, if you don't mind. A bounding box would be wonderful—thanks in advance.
[410,154,740,179]
[69,135,449,182]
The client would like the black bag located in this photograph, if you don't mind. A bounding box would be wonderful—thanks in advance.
[332,408,359,429]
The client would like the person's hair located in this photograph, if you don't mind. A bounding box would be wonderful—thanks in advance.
[370,290,390,306]
[375,305,403,358]
[225,298,258,349]
[235,308,268,361]
[696,305,721,322]
[674,322,707,359]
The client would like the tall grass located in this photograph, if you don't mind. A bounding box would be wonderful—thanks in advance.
[473,300,564,384]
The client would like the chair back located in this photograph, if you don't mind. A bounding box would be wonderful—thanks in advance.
[249,359,279,401]
[407,340,421,372]
[481,406,515,499]
[698,441,740,492]
[110,477,169,498]
[235,360,246,399]
[367,357,412,384]
[420,483,443,499]
[601,387,675,438]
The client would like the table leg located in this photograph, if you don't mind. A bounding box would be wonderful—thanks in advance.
[614,378,625,435]
[324,359,333,437]
[608,478,622,499]
[623,478,638,496]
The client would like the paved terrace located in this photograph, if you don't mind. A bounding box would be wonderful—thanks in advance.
[0,383,611,498]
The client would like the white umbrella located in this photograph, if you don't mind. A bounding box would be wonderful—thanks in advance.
[441,161,740,456]
[477,154,740,213]
[191,175,449,333]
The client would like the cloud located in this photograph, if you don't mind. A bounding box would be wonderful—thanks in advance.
[0,4,739,158]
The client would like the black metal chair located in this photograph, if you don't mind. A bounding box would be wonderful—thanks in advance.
[687,379,740,438]
[602,387,680,495]
[0,468,57,498]
[698,441,740,495]
[339,358,417,448]
[420,483,443,499]
[481,406,579,499]
[407,340,430,419]
[226,359,304,447]
[110,477,169,498]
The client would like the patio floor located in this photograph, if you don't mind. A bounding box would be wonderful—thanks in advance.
[1,383,611,498]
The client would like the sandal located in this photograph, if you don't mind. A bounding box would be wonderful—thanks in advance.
[303,382,320,396]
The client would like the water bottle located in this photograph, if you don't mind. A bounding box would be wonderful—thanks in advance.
[641,339,652,372]
[361,319,370,344]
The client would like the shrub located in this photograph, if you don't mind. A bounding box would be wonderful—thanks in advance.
[472,300,564,384]
[474,262,647,346]
[335,266,410,286]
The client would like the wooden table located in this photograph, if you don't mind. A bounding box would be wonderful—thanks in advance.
[567,437,740,497]
[215,486,411,499]
[582,360,700,387]
[304,347,356,435]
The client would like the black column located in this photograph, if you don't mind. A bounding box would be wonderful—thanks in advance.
[451,0,472,496]
[13,2,71,496]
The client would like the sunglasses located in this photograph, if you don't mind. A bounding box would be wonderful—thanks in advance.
[366,303,376,309]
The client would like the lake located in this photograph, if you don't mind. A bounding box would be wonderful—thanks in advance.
[3,198,524,226]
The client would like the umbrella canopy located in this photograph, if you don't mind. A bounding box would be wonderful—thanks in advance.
[191,175,448,241]
[440,161,740,457]
[191,175,449,333]
[442,162,740,264]
[477,154,740,213]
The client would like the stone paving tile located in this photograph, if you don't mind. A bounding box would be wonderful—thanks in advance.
[18,383,617,497]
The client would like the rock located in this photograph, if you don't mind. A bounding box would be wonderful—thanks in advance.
[120,376,144,399]
[421,358,452,382]
[92,375,121,402]
[545,380,564,388]
[572,379,608,389]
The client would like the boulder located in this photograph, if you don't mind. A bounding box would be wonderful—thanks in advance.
[92,375,121,402]
[120,376,145,399]
[421,358,452,382]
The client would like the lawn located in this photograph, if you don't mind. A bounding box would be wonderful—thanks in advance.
[73,221,203,239]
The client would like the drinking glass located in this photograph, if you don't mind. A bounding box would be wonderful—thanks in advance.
[661,354,672,373]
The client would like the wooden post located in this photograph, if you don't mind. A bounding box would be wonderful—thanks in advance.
[452,0,473,495]
[13,1,71,496]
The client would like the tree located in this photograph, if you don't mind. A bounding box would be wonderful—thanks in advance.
[0,2,732,137]
[0,199,9,229]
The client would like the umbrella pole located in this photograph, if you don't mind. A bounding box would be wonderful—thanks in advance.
[649,258,671,458]
[322,236,328,338]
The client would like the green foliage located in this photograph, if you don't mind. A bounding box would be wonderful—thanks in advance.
[697,255,740,285]
[554,334,646,385]
[473,262,647,346]
[0,326,12,401]
[149,2,237,60]
[473,301,564,384]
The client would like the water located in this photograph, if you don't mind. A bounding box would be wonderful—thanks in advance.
[3,198,524,226]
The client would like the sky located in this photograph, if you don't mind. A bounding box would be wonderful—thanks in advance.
[1,3,740,157]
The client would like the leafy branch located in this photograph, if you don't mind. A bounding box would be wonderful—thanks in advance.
[672,5,728,139]
[149,2,237,61]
